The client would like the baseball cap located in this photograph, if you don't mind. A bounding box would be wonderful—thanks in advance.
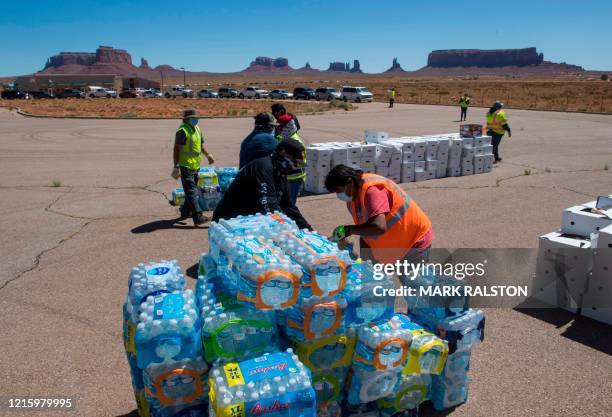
[254,112,278,126]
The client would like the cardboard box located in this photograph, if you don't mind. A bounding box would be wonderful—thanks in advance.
[389,174,401,184]
[426,168,436,180]
[461,165,474,175]
[474,137,484,147]
[398,139,416,153]
[481,145,493,155]
[462,148,475,158]
[364,131,389,143]
[361,144,377,157]
[426,160,438,171]
[375,166,389,176]
[474,165,484,174]
[561,205,612,237]
[414,171,428,182]
[450,147,462,158]
[413,140,427,154]
[436,165,447,178]
[401,162,415,183]
[461,157,473,166]
[402,152,416,163]
[447,167,461,177]
[414,152,426,161]
[437,139,450,153]
[533,231,592,313]
[459,124,483,138]
[448,157,461,168]
[451,138,463,150]
[473,157,484,170]
[414,161,426,172]
[474,147,485,157]
[481,136,492,146]
[582,225,612,324]
[461,137,474,148]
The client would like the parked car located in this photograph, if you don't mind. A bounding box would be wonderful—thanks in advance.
[89,87,117,98]
[142,89,162,98]
[269,89,293,99]
[30,91,56,99]
[239,86,269,99]
[57,89,85,99]
[293,87,316,100]
[1,90,30,99]
[119,89,140,98]
[341,86,373,102]
[198,89,218,98]
[217,87,239,98]
[165,85,194,98]
[315,87,341,101]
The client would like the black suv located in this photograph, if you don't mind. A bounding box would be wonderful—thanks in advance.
[1,90,30,99]
[217,87,239,98]
[293,87,316,100]
[57,89,85,99]
[31,91,56,99]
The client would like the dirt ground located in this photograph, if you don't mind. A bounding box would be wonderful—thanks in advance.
[0,102,611,417]
[0,97,349,118]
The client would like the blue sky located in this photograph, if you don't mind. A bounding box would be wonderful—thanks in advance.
[1,0,610,75]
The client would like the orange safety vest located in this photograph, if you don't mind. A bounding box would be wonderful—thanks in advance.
[350,173,432,264]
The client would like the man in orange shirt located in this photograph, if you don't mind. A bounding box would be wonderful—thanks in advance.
[325,165,434,265]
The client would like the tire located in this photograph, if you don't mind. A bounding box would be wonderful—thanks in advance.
[165,93,171,98]
[182,93,187,98]
[255,94,260,99]
[239,94,244,99]
[356,97,361,103]
[90,94,95,98]
[343,96,347,102]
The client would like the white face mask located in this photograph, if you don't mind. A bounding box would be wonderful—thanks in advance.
[336,192,352,202]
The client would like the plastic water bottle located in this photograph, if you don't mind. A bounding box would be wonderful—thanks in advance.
[344,260,394,326]
[404,272,469,324]
[143,357,209,416]
[134,290,201,368]
[127,260,185,309]
[347,367,401,405]
[353,314,415,372]
[274,229,352,299]
[403,329,448,375]
[377,373,432,414]
[284,295,348,341]
[208,350,316,417]
[215,167,239,191]
[294,329,356,371]
[431,350,471,410]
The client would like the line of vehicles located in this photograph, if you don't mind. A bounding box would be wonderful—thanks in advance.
[1,85,374,103]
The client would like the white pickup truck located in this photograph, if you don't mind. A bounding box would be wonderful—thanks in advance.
[88,86,117,98]
[165,85,194,98]
[239,86,269,99]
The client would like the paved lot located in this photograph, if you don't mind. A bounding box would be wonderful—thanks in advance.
[0,103,611,417]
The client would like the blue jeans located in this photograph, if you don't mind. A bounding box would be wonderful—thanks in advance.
[180,167,203,221]
[288,179,304,204]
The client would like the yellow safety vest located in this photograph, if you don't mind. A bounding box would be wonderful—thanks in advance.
[177,123,202,170]
[486,110,508,135]
[389,90,396,99]
[276,132,307,181]
[460,96,470,108]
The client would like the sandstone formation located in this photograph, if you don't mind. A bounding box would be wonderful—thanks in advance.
[140,58,150,69]
[327,60,361,72]
[427,47,545,68]
[243,57,292,72]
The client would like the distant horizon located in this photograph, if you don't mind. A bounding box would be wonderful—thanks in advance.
[1,0,611,75]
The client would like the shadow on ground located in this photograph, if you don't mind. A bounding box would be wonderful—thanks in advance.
[131,218,209,233]
[514,301,612,356]
[186,262,199,280]
[115,410,138,417]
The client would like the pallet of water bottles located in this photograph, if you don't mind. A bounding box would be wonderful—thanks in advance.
[170,167,239,211]
[122,212,485,417]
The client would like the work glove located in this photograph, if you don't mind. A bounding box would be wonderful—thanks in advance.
[331,225,348,242]
[207,154,215,164]
[171,166,180,180]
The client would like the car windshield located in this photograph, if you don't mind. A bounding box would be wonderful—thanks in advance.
[357,87,370,92]
[328,89,337,92]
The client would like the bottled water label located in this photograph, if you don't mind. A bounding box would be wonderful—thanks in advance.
[353,314,415,372]
[285,295,348,341]
[171,188,185,206]
[293,330,356,371]
[143,358,209,413]
[209,351,316,417]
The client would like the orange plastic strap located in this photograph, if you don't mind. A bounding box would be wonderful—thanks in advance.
[303,302,342,340]
[373,337,409,370]
[152,368,202,406]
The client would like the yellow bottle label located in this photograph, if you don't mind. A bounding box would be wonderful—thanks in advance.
[223,363,245,387]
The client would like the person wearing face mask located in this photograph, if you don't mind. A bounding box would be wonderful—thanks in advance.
[274,111,306,204]
[171,108,215,226]
[212,139,312,230]
[324,164,434,265]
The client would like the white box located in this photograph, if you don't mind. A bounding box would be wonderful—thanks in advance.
[414,161,426,172]
[437,139,450,153]
[450,147,462,158]
[582,227,612,324]
[375,158,390,167]
[561,205,612,237]
[365,131,389,143]
[361,144,377,157]
[447,167,461,177]
[375,166,389,176]
[437,159,448,169]
[474,165,484,174]
[348,160,361,170]
[389,174,401,184]
[401,162,415,183]
[462,148,475,158]
[307,147,332,162]
[347,146,362,158]
[481,135,492,146]
[436,165,447,178]
[426,160,438,171]
[474,157,484,170]
[413,141,427,154]
[451,138,463,150]
[426,151,438,161]
[414,152,426,161]
[399,139,415,153]
[437,150,449,162]
[448,157,460,169]
[414,171,428,182]
[461,157,473,166]
[533,231,592,313]
[402,152,416,163]
[461,137,474,148]
[360,157,375,170]
[426,168,436,180]
[474,137,484,147]
[461,165,473,175]
[474,147,485,157]
[481,145,493,155]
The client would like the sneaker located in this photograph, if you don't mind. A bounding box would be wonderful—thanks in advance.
[194,213,210,226]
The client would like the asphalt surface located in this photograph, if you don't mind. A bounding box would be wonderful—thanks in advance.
[0,103,611,417]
